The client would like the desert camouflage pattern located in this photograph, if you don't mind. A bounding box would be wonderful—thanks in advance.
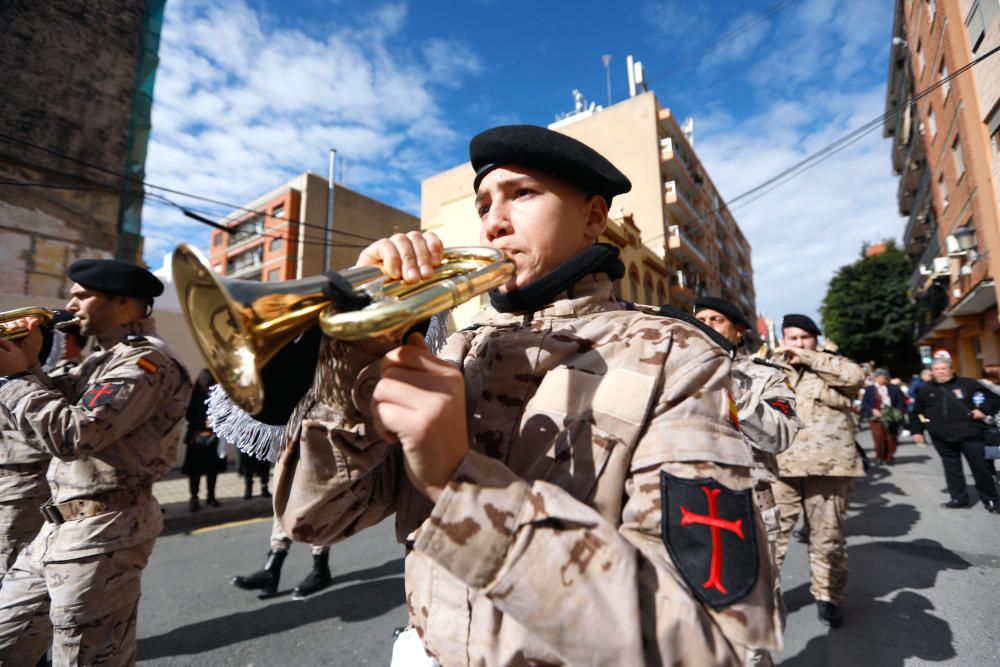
[0,434,48,582]
[0,526,153,666]
[270,516,328,556]
[731,353,800,487]
[275,274,781,666]
[0,318,190,559]
[0,318,189,665]
[772,476,851,605]
[774,347,865,478]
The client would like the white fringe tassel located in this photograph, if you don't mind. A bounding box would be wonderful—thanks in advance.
[206,384,285,463]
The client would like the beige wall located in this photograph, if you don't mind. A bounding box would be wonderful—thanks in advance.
[554,93,666,246]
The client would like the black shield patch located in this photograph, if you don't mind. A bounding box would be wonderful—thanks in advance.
[660,471,758,609]
[79,382,125,410]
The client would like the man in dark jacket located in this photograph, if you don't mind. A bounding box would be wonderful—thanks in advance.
[912,355,1000,513]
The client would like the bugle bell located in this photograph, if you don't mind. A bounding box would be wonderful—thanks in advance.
[172,244,513,424]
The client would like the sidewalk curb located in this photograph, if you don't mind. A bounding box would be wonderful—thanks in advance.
[160,496,273,535]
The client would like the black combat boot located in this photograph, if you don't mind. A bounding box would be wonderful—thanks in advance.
[817,600,843,628]
[232,550,287,597]
[292,552,333,600]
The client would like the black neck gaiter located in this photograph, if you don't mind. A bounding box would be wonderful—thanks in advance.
[488,243,625,314]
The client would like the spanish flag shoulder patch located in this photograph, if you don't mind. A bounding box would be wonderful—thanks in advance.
[136,356,160,375]
[726,390,741,432]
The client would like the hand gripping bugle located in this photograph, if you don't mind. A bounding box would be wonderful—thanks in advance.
[172,243,514,424]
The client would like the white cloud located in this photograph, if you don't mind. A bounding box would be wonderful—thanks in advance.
[697,85,901,325]
[141,0,481,270]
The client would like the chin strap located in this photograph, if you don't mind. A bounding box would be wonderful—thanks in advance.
[488,243,625,314]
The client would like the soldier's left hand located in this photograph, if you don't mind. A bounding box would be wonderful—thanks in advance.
[372,332,469,502]
[0,338,29,376]
[971,409,988,421]
[775,345,802,366]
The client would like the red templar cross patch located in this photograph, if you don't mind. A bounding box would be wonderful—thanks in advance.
[80,382,125,410]
[660,471,758,608]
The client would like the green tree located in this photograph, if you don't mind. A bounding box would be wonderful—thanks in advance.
[821,240,919,376]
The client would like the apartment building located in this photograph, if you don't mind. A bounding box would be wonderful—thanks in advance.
[0,1,163,297]
[208,172,418,282]
[886,0,1000,375]
[421,90,755,328]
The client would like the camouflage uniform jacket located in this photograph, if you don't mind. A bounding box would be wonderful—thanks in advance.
[275,274,781,666]
[731,352,801,486]
[774,347,865,478]
[0,432,50,505]
[0,318,191,560]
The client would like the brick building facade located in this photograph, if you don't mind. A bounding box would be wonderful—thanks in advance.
[887,0,1000,375]
[0,0,162,297]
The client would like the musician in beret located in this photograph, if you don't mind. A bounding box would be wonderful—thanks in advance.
[273,125,780,664]
[771,313,865,628]
[0,259,191,665]
[693,296,800,664]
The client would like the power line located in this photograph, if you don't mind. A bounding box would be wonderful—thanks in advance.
[645,0,799,85]
[642,40,1000,246]
[144,191,371,250]
[0,133,382,243]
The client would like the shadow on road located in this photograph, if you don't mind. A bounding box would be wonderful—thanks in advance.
[780,538,969,665]
[138,567,405,659]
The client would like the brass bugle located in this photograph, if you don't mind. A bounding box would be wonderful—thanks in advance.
[172,243,514,422]
[0,307,81,341]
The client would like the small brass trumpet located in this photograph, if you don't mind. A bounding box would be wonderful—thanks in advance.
[172,243,514,423]
[0,307,81,341]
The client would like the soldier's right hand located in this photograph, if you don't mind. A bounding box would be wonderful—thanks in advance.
[357,231,444,284]
[913,434,925,444]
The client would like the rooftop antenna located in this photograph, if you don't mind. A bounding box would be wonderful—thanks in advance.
[602,54,612,107]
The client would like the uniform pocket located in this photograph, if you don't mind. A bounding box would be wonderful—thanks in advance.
[517,367,655,501]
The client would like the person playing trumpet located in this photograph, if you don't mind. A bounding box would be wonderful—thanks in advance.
[0,259,191,665]
[272,125,781,665]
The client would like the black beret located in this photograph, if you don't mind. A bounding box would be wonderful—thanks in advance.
[67,259,163,298]
[782,313,821,336]
[694,296,751,329]
[470,125,631,205]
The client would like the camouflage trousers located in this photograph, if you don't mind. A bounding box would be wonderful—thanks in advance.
[0,500,44,584]
[747,486,784,667]
[0,523,154,667]
[773,476,852,605]
[270,516,329,556]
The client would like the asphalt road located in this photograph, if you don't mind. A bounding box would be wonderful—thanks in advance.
[136,430,1000,666]
[136,515,407,666]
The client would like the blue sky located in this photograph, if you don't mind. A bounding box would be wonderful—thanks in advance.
[143,0,900,324]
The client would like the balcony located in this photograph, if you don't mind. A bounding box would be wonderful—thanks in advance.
[910,234,941,293]
[667,224,709,271]
[659,137,696,189]
[897,153,926,216]
[670,269,696,304]
[902,168,933,256]
[664,180,698,225]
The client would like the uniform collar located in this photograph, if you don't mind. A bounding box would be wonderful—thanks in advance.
[95,317,157,350]
[472,273,619,326]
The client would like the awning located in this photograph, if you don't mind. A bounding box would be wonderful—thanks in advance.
[949,279,996,316]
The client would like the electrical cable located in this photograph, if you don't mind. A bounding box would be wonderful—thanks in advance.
[644,0,799,84]
[641,41,1000,246]
[0,132,382,243]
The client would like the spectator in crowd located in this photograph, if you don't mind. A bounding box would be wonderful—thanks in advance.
[183,369,227,511]
[912,355,1000,513]
[860,369,906,464]
[238,451,270,499]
